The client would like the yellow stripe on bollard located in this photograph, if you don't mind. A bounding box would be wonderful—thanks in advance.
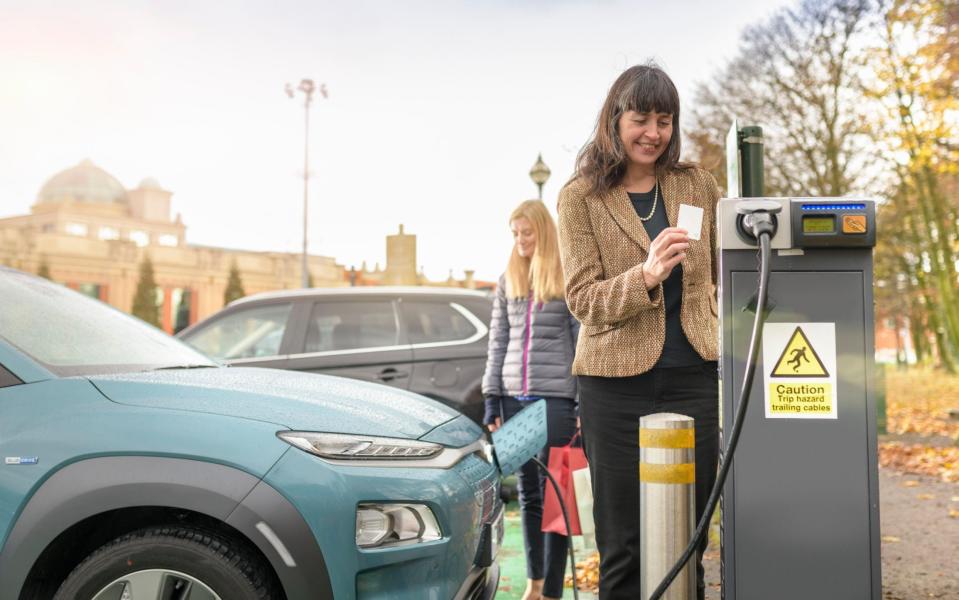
[639,462,696,484]
[639,428,695,449]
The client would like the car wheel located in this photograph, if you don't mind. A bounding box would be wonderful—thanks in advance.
[53,525,279,600]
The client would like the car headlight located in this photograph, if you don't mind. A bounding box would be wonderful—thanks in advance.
[356,503,442,548]
[277,431,443,460]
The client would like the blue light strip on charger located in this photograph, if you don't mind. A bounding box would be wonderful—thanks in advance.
[800,203,866,211]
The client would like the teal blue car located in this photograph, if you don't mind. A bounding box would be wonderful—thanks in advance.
[0,268,503,600]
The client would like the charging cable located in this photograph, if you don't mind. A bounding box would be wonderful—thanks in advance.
[532,456,580,600]
[492,414,580,600]
[648,209,777,599]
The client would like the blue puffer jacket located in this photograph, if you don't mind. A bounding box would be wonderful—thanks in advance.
[481,275,579,423]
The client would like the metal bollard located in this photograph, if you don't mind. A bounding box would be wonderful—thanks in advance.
[640,413,696,600]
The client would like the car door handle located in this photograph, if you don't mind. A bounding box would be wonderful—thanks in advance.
[378,368,409,382]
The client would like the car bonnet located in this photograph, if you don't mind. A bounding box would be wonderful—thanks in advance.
[89,367,460,439]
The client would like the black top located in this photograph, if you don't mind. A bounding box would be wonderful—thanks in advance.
[628,187,704,368]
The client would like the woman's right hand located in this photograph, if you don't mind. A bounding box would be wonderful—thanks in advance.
[487,417,502,433]
[643,227,689,289]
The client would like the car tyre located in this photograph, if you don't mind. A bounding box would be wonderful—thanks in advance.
[53,525,279,600]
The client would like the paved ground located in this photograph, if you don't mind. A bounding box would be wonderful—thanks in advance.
[876,469,959,599]
[704,469,959,600]
[704,468,959,599]
[497,467,959,599]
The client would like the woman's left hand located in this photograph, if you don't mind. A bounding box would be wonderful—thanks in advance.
[643,227,689,289]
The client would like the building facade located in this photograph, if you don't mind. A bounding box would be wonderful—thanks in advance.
[0,161,489,334]
[0,160,345,333]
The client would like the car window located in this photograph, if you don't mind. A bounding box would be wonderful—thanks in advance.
[185,303,292,360]
[405,301,478,344]
[0,269,216,376]
[305,301,398,352]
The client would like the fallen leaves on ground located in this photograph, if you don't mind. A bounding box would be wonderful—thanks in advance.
[882,535,902,543]
[880,370,959,483]
[565,551,600,592]
[879,442,959,483]
[885,370,959,439]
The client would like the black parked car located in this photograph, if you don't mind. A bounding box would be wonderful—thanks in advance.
[177,287,493,424]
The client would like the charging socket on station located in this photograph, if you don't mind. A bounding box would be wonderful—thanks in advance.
[735,199,782,246]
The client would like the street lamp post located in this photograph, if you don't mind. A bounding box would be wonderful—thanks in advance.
[285,78,328,288]
[529,153,551,200]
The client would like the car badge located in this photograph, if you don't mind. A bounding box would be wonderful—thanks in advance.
[5,456,39,465]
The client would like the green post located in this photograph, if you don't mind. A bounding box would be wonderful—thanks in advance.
[875,363,887,435]
[739,125,764,198]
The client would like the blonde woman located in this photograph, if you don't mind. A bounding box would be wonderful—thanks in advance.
[482,199,579,600]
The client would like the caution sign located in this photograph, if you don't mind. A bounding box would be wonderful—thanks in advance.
[762,323,837,419]
[770,327,829,377]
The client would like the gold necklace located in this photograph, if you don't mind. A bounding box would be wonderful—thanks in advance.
[639,179,658,222]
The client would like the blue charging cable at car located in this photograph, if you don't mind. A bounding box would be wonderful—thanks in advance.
[490,399,580,600]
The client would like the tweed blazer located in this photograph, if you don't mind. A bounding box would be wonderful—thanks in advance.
[556,165,721,377]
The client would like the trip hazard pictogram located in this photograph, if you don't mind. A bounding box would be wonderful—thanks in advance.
[771,326,829,378]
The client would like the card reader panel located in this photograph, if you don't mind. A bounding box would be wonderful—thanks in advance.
[791,200,876,248]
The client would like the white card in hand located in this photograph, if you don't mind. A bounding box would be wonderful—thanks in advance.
[677,204,704,241]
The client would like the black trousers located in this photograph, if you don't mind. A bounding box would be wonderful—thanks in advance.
[500,396,578,598]
[578,363,719,600]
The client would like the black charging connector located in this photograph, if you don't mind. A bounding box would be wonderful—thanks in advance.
[735,200,781,245]
[648,202,779,600]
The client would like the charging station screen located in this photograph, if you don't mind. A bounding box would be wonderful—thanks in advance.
[802,216,835,234]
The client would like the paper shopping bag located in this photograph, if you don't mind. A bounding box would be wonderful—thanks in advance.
[572,465,594,537]
[542,437,588,536]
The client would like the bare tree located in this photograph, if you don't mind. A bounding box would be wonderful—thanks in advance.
[686,0,875,197]
[684,0,959,369]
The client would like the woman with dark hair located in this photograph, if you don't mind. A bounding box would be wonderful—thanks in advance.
[556,63,721,599]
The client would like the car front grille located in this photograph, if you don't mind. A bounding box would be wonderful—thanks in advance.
[451,453,499,522]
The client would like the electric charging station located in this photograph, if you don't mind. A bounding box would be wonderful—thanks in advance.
[717,125,881,599]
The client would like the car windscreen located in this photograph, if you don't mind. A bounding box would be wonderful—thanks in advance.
[181,302,293,360]
[0,270,217,376]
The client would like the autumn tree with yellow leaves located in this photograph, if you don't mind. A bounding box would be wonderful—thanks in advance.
[870,0,959,370]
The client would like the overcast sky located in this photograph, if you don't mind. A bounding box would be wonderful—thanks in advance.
[0,0,792,282]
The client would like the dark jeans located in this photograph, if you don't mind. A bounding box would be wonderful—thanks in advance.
[500,396,578,598]
[578,363,719,600]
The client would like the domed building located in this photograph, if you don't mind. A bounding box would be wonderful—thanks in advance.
[0,160,346,332]
[37,159,129,205]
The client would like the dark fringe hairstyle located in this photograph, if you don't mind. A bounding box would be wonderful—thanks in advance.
[571,62,692,197]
